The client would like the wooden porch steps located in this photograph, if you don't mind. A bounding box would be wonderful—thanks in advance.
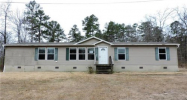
[95,56,114,74]
[96,64,113,74]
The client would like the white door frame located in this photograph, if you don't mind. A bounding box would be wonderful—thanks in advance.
[98,46,108,64]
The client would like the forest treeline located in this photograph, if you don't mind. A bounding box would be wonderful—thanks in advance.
[0,0,187,69]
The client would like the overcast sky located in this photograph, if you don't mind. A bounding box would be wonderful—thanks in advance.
[1,0,187,36]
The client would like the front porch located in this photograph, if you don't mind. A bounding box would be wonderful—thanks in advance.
[95,56,114,74]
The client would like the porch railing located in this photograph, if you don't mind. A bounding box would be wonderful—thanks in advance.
[109,56,114,65]
[95,56,114,65]
[94,55,97,64]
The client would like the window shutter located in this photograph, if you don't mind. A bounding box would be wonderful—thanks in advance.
[35,48,38,61]
[126,48,129,61]
[55,48,58,61]
[166,47,170,61]
[114,48,118,61]
[95,48,98,61]
[155,47,159,61]
[66,48,69,61]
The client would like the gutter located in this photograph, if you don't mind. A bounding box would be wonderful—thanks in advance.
[111,44,180,46]
[4,44,95,47]
[4,43,180,47]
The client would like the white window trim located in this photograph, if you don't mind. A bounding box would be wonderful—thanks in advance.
[38,47,55,60]
[158,47,167,60]
[78,47,86,60]
[117,47,126,60]
[88,47,95,60]
[38,47,46,60]
[47,48,55,60]
[69,47,77,60]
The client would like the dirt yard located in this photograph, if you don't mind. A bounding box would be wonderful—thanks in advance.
[0,69,187,100]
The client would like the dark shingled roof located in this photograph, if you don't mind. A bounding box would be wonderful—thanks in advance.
[8,42,75,45]
[4,36,179,47]
[4,42,179,47]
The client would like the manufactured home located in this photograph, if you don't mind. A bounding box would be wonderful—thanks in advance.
[4,36,179,72]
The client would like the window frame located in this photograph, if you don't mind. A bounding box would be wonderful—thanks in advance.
[78,47,86,60]
[117,47,126,60]
[69,48,77,60]
[47,48,55,60]
[87,48,95,60]
[158,47,167,60]
[38,47,46,60]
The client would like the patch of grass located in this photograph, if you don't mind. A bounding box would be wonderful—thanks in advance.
[0,70,187,100]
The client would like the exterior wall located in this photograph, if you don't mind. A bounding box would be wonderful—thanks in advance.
[4,47,95,72]
[95,43,178,72]
[4,43,179,72]
[113,46,178,72]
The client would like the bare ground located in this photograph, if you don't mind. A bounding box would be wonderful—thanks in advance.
[0,69,187,100]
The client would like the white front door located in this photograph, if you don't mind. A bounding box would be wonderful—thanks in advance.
[98,47,108,64]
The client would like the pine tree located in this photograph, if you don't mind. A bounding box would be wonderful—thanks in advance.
[25,0,41,42]
[68,25,84,42]
[43,21,66,42]
[34,9,50,42]
[82,14,100,38]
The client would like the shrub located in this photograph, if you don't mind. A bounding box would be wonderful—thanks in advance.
[88,66,94,74]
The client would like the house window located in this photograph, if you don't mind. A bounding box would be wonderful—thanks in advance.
[47,48,55,60]
[88,48,94,60]
[38,48,45,60]
[79,48,85,60]
[118,48,126,60]
[70,48,76,60]
[159,48,166,60]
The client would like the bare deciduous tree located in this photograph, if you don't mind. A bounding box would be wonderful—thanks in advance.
[11,9,26,43]
[0,1,12,70]
[0,1,11,44]
[146,8,175,29]
[175,7,187,67]
[144,8,175,42]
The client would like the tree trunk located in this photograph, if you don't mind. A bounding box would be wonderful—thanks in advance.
[2,49,5,71]
[4,14,7,44]
[3,13,7,71]
[18,29,21,43]
[39,24,41,43]
[185,34,187,67]
[31,23,34,43]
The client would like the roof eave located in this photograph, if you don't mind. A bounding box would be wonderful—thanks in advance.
[4,44,95,47]
[74,36,112,45]
[74,36,100,45]
[111,44,180,46]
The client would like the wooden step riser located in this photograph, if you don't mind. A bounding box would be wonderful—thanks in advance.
[96,65,113,74]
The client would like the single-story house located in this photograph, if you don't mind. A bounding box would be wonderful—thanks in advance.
[3,36,179,72]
